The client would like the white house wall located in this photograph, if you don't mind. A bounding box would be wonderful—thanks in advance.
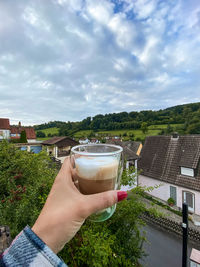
[139,175,200,215]
[0,130,10,140]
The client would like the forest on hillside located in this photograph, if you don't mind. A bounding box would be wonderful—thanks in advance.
[34,102,200,137]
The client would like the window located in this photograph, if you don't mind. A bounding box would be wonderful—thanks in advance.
[181,167,194,177]
[183,191,195,213]
[170,186,177,205]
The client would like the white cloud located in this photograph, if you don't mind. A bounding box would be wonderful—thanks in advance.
[0,0,200,125]
[86,0,113,24]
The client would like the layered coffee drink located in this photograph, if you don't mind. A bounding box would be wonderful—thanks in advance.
[71,144,123,222]
[75,157,119,195]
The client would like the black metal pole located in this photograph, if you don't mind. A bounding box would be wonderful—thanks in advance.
[182,203,188,267]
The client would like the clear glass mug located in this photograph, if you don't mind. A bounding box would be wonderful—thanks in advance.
[70,144,123,222]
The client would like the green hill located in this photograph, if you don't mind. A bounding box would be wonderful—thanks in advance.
[34,102,200,140]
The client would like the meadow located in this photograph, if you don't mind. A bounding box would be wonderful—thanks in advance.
[36,124,183,141]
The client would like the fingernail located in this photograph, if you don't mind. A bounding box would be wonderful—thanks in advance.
[117,191,128,202]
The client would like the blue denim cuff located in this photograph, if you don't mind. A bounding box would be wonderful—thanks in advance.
[0,226,67,267]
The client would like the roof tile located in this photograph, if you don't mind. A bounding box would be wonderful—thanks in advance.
[138,135,200,191]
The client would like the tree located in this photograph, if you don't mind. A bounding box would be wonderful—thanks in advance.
[165,124,173,134]
[141,122,148,134]
[20,130,27,143]
[36,131,46,138]
[187,122,200,134]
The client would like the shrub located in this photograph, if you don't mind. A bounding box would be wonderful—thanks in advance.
[0,141,148,266]
[167,197,175,206]
[0,140,57,236]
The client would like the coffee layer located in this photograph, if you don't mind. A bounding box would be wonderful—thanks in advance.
[78,176,116,194]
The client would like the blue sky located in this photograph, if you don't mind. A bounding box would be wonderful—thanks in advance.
[0,0,200,125]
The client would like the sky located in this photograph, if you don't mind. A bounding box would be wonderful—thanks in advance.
[0,0,200,125]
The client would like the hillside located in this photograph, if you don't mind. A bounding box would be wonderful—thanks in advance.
[34,102,200,140]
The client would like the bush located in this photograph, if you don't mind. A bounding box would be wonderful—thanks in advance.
[0,141,148,266]
[0,141,57,237]
[167,197,175,206]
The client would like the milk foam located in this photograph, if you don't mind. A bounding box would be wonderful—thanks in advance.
[75,156,119,180]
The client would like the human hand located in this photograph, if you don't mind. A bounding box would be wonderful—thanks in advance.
[32,157,127,254]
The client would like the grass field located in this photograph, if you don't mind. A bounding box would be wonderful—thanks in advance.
[73,130,93,138]
[148,124,183,130]
[97,129,160,140]
[74,124,184,140]
[36,127,59,141]
[36,124,184,141]
[36,137,50,141]
[36,127,59,135]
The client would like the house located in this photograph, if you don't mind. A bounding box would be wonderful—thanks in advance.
[0,118,10,140]
[89,138,100,144]
[106,140,142,190]
[138,134,200,215]
[79,138,89,144]
[42,136,79,158]
[10,122,36,143]
[106,139,142,169]
[0,119,36,143]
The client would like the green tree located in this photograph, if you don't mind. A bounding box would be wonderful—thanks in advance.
[20,130,27,143]
[187,122,200,134]
[36,131,46,138]
[165,124,173,134]
[141,122,148,134]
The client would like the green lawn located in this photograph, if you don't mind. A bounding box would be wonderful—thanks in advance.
[36,127,59,135]
[36,137,50,141]
[36,127,59,141]
[97,129,160,140]
[73,130,93,138]
[36,123,184,141]
[148,124,183,130]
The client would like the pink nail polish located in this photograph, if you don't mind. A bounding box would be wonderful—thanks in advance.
[117,191,128,202]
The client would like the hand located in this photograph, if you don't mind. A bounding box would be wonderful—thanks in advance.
[32,157,127,254]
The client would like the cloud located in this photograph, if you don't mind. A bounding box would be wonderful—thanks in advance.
[0,0,200,125]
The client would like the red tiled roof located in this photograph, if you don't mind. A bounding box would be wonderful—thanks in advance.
[24,128,36,139]
[10,126,36,139]
[10,127,20,134]
[0,118,10,130]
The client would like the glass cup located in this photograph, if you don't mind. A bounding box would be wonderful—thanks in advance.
[70,144,123,222]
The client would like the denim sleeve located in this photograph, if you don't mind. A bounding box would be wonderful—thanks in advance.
[0,226,67,267]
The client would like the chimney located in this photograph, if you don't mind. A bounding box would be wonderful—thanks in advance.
[172,132,179,139]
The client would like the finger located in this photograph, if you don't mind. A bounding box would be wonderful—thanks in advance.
[55,157,73,184]
[61,156,71,172]
[83,190,127,217]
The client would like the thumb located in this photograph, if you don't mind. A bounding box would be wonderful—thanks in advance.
[85,191,127,216]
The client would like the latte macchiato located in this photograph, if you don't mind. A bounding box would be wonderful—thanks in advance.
[71,144,123,222]
[75,157,119,194]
